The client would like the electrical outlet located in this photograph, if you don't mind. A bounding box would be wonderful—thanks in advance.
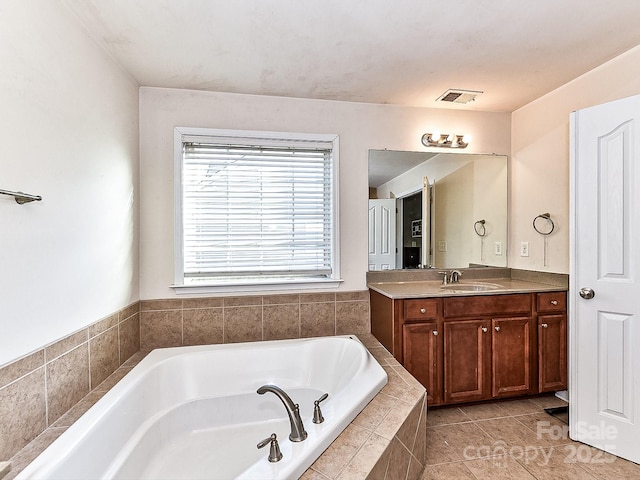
[438,241,447,252]
[494,241,503,255]
[520,241,529,257]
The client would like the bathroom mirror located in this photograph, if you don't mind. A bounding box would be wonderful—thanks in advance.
[368,150,507,270]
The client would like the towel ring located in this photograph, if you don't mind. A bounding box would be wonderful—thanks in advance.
[533,213,555,235]
[474,219,486,237]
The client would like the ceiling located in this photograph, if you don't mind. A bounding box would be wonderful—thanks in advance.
[61,0,640,113]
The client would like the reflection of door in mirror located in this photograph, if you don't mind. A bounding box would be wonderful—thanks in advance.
[368,199,396,270]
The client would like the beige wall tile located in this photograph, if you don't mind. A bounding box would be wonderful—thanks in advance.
[140,299,182,311]
[224,296,262,307]
[89,327,120,389]
[183,308,223,345]
[263,304,300,340]
[300,303,335,338]
[0,369,46,460]
[88,313,118,338]
[336,290,369,301]
[51,390,106,428]
[183,297,223,309]
[224,306,262,343]
[119,301,140,322]
[119,313,140,364]
[336,301,370,334]
[46,345,90,425]
[263,294,300,305]
[93,367,131,392]
[300,292,335,303]
[45,329,88,361]
[0,350,44,389]
[140,310,182,350]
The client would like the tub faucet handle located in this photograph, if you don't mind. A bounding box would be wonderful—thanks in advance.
[313,393,329,424]
[257,433,283,463]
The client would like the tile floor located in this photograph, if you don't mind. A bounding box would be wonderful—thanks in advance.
[422,395,640,480]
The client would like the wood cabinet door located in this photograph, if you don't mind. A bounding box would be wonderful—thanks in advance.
[538,314,567,392]
[403,321,443,406]
[444,319,491,404]
[491,316,535,398]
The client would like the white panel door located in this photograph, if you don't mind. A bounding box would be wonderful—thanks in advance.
[570,93,640,463]
[368,199,396,270]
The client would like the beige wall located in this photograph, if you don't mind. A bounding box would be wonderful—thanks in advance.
[139,88,511,298]
[0,1,140,366]
[510,45,640,273]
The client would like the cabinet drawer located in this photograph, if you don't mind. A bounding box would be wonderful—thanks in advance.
[405,299,439,321]
[444,293,531,317]
[537,292,566,313]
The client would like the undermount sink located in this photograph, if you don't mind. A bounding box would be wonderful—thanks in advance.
[440,282,503,292]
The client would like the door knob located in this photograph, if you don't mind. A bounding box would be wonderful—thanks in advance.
[481,327,488,333]
[494,326,501,332]
[579,287,595,300]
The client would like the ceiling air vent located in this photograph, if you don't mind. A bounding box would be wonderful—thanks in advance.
[437,89,483,104]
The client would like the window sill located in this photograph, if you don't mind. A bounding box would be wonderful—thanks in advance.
[171,278,344,296]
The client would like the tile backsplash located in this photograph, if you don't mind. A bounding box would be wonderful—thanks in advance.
[140,291,370,350]
[0,290,371,462]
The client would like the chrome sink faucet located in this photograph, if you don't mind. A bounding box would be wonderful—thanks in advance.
[257,384,308,442]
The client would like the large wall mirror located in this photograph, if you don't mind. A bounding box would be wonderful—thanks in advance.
[368,150,508,270]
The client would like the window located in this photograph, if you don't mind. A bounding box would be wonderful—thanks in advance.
[173,128,341,293]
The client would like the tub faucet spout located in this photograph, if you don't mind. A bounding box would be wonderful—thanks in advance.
[257,384,308,442]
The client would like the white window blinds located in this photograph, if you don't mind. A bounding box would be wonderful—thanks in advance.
[180,138,335,283]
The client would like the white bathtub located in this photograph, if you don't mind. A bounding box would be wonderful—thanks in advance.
[17,335,387,480]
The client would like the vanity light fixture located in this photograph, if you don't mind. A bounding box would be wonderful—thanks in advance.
[421,133,469,149]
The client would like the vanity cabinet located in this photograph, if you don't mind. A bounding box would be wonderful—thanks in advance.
[370,288,567,406]
[402,299,443,406]
[537,292,568,392]
[443,318,491,404]
[442,294,535,404]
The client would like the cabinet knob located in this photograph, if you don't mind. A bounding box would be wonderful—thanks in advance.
[432,330,438,336]
[420,308,426,314]
[481,327,488,333]
[541,323,548,328]
[550,300,558,305]
[494,326,501,332]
